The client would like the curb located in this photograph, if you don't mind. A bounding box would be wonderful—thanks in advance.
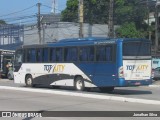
[0,86,160,105]
[149,85,160,87]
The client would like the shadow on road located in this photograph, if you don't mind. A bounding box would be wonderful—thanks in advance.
[112,89,152,95]
[23,84,153,96]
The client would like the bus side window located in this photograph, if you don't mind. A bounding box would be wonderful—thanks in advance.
[96,46,106,61]
[56,48,63,62]
[106,46,112,61]
[96,46,112,62]
[43,48,49,62]
[79,46,94,62]
[65,47,78,61]
[88,47,94,61]
[50,48,56,62]
[16,51,23,64]
[27,49,36,62]
[79,47,88,61]
[36,49,42,62]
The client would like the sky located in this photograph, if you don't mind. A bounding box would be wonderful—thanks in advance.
[0,0,67,24]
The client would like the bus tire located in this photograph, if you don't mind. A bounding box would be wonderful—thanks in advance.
[25,75,34,87]
[74,77,85,91]
[51,85,60,89]
[99,87,114,93]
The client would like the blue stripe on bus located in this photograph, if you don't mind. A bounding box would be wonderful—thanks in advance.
[74,63,118,87]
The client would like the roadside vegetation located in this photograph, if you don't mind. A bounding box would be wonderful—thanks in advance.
[61,0,155,38]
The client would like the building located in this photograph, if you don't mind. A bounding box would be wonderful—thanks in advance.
[0,25,24,50]
[23,22,118,45]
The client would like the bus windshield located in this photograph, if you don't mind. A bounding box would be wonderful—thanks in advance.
[15,50,23,65]
[123,42,151,56]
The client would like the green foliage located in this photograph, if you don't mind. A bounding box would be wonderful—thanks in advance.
[61,0,151,38]
[0,20,6,25]
[61,0,109,23]
[84,0,109,24]
[114,0,148,27]
[116,22,146,38]
[61,0,79,22]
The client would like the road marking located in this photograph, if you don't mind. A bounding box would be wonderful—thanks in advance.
[0,86,160,105]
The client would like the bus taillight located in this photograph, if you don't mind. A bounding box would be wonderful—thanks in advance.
[151,69,154,78]
[119,66,124,78]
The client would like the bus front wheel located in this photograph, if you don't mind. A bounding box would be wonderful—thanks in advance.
[25,75,34,87]
[74,77,85,91]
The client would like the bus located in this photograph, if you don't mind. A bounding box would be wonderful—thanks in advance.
[0,49,14,79]
[14,37,152,92]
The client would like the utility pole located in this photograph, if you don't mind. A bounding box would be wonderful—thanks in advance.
[37,3,42,44]
[79,0,84,38]
[108,0,114,38]
[88,1,92,37]
[54,0,56,14]
[147,0,149,26]
[42,23,46,44]
[148,1,152,41]
[51,0,56,14]
[155,0,160,53]
[146,0,151,40]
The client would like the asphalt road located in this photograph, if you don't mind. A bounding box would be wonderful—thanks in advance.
[0,79,160,101]
[0,88,160,120]
[0,79,160,120]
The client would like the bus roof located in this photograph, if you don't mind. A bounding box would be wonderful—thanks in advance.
[58,37,150,42]
[20,37,151,49]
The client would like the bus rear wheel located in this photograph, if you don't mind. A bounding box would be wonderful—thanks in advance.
[74,77,85,91]
[25,75,34,87]
[99,87,114,93]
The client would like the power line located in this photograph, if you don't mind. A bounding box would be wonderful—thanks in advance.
[0,4,36,18]
[3,15,37,22]
[9,20,37,25]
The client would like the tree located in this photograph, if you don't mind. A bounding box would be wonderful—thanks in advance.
[61,0,152,38]
[61,0,79,22]
[114,0,148,27]
[0,20,6,25]
[115,22,146,38]
[61,0,148,25]
[61,0,109,24]
[84,0,109,24]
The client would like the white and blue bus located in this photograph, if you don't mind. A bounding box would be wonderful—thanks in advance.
[14,37,152,92]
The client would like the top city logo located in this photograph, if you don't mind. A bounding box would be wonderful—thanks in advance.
[44,64,65,73]
[126,65,148,71]
[44,65,54,73]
